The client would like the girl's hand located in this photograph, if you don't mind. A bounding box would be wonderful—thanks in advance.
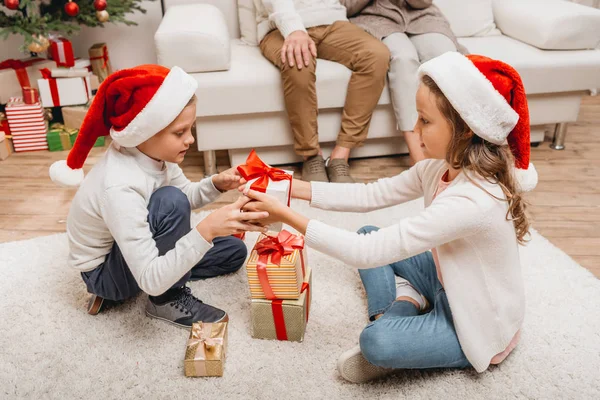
[212,167,247,192]
[241,189,288,226]
[238,178,312,202]
[196,196,268,242]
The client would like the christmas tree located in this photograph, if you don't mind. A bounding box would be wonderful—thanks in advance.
[0,0,153,52]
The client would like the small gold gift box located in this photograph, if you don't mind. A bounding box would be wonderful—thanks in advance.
[184,321,227,377]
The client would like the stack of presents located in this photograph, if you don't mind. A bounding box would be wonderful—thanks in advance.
[184,151,311,377]
[0,39,112,160]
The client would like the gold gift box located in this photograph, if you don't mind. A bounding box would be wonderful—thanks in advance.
[246,233,307,299]
[251,267,311,342]
[184,321,227,377]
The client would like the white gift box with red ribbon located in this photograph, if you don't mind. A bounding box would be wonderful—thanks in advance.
[37,71,92,108]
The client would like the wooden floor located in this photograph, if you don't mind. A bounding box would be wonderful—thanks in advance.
[1,96,599,278]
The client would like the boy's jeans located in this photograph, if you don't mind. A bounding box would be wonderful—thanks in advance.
[81,186,247,301]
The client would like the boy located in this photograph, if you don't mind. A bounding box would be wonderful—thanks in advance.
[49,65,269,328]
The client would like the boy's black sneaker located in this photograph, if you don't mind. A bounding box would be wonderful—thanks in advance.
[145,286,228,328]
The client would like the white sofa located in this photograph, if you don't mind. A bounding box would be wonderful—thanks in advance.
[155,0,600,174]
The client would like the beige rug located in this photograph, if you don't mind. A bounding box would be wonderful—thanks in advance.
[1,199,599,399]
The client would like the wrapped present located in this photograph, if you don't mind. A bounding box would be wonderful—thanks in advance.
[251,267,311,342]
[184,322,227,377]
[246,230,307,300]
[47,123,77,152]
[0,58,57,104]
[5,97,48,152]
[0,131,10,160]
[49,37,75,68]
[232,232,246,240]
[70,130,105,148]
[22,87,39,105]
[89,43,112,83]
[0,112,10,135]
[37,69,92,108]
[50,58,93,78]
[238,149,293,232]
[61,98,93,130]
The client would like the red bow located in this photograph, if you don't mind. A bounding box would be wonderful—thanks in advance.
[255,230,305,300]
[0,58,43,89]
[237,150,292,205]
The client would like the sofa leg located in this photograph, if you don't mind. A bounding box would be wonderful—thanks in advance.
[550,123,568,150]
[203,150,217,177]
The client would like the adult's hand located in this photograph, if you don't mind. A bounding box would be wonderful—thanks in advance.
[281,30,317,70]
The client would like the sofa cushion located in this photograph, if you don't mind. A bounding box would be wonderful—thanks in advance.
[191,40,391,117]
[434,0,500,37]
[458,35,600,94]
[238,0,259,45]
[493,0,600,50]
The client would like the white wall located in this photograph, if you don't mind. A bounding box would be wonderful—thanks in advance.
[0,0,163,70]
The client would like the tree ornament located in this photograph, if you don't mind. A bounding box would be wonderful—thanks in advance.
[64,0,79,17]
[93,0,107,12]
[96,10,109,22]
[27,34,50,53]
[5,0,19,11]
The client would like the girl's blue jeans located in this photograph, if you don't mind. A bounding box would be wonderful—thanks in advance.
[357,225,471,370]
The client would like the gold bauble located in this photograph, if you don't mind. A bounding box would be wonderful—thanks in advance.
[28,35,50,53]
[96,10,110,23]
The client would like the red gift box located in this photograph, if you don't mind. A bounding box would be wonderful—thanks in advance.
[5,97,48,152]
[49,37,75,68]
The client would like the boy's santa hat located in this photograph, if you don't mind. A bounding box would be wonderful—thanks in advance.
[418,52,537,192]
[49,64,198,187]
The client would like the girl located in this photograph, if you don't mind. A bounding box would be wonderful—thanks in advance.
[242,52,538,382]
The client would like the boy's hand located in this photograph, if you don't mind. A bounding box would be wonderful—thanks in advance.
[196,196,268,242]
[212,167,247,192]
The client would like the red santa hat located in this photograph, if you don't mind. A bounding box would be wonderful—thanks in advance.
[418,52,537,192]
[49,64,198,186]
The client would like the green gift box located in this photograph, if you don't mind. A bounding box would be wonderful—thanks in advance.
[47,123,104,151]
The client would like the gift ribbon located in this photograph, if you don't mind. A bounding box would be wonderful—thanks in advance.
[50,37,75,67]
[40,68,60,106]
[270,279,310,341]
[0,58,43,89]
[187,323,225,376]
[255,230,306,300]
[40,69,90,107]
[90,45,110,69]
[237,149,292,206]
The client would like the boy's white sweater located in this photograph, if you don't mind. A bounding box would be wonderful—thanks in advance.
[66,143,221,296]
[256,0,347,42]
[305,159,526,373]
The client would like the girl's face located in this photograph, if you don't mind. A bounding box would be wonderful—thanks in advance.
[137,103,196,164]
[413,83,454,160]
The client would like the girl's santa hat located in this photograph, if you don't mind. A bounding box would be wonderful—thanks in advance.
[49,64,198,186]
[418,52,538,192]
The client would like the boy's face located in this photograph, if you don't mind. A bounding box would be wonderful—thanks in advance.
[137,102,197,163]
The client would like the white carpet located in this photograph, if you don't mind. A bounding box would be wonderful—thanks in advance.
[1,199,600,400]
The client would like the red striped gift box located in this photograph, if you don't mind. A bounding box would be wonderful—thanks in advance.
[5,97,48,152]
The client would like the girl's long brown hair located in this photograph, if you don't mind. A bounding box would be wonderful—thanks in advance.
[421,75,531,243]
